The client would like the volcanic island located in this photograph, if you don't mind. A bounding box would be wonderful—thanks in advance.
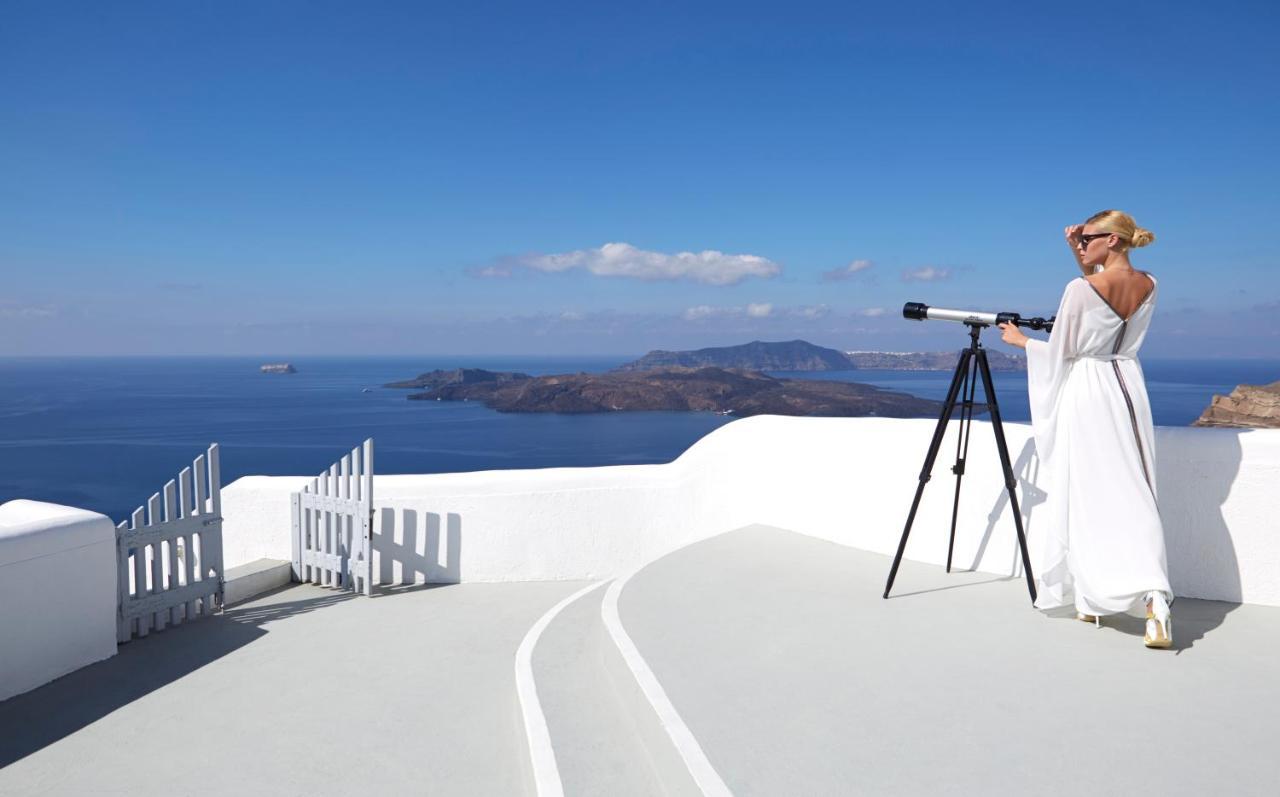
[383,341,999,418]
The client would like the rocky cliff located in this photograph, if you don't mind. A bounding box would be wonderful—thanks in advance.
[1193,381,1280,429]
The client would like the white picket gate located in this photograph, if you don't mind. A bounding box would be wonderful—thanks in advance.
[291,439,374,596]
[116,444,225,643]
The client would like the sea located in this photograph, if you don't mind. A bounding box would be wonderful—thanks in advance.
[2,355,1276,522]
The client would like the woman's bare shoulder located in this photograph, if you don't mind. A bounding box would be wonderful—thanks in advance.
[1083,270,1154,293]
[1084,269,1153,283]
[1083,272,1108,289]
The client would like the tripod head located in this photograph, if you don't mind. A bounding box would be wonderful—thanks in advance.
[903,302,1054,332]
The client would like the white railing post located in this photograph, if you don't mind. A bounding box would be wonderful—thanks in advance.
[291,438,375,596]
[115,521,130,643]
[115,443,224,642]
[362,438,374,596]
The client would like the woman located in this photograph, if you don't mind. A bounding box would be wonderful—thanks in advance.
[997,209,1174,649]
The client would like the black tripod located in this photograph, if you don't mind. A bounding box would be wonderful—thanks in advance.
[882,322,1037,603]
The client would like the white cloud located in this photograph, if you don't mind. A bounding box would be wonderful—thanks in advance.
[483,242,781,285]
[790,304,830,319]
[821,258,875,282]
[901,267,951,282]
[559,311,584,321]
[859,307,887,317]
[0,301,57,319]
[683,305,725,321]
[684,302,833,322]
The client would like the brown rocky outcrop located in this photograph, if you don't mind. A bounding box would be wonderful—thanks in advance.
[1193,381,1280,429]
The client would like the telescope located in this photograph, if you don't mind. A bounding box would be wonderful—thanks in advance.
[903,302,1054,332]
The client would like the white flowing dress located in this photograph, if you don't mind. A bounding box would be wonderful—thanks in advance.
[1024,273,1173,616]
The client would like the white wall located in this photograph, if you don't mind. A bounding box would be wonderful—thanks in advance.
[0,500,118,702]
[221,436,761,585]
[219,417,1280,606]
[727,418,1280,606]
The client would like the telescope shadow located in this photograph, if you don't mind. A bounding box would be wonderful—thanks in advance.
[966,437,1044,580]
[887,576,1019,599]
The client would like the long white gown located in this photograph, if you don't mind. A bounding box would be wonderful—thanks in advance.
[1024,272,1173,616]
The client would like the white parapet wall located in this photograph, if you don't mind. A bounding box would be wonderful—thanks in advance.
[221,442,762,585]
[219,416,1280,606]
[724,417,1280,606]
[0,500,119,702]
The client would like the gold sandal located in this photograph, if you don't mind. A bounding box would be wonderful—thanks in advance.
[1076,612,1101,628]
[1144,593,1172,649]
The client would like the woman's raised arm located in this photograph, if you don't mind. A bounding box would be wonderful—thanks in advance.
[1064,225,1094,277]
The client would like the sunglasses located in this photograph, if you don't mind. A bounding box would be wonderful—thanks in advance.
[1078,232,1113,247]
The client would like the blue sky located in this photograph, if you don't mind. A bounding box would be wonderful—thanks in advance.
[3,1,1278,357]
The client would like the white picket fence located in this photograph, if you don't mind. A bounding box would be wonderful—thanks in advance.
[291,439,374,596]
[116,444,225,643]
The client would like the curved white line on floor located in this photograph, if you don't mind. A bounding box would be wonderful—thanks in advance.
[515,580,609,797]
[602,571,732,797]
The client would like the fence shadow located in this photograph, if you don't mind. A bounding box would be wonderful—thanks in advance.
[373,508,462,585]
[0,587,353,769]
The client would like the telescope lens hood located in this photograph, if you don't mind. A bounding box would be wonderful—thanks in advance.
[903,302,928,321]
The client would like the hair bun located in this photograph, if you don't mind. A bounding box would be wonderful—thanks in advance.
[1130,227,1155,248]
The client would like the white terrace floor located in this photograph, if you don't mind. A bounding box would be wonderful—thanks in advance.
[3,525,1279,796]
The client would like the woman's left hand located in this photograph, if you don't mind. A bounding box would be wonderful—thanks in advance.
[998,322,1028,349]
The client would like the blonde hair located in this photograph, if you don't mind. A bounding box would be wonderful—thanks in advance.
[1086,209,1155,249]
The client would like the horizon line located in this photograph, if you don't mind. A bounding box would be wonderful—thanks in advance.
[3,352,1280,363]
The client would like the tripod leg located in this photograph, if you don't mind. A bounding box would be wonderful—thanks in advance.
[975,348,1038,604]
[883,349,972,599]
[945,351,980,573]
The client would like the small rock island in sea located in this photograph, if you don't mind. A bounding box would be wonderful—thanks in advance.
[383,341,988,418]
[260,363,297,374]
[1193,381,1280,429]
